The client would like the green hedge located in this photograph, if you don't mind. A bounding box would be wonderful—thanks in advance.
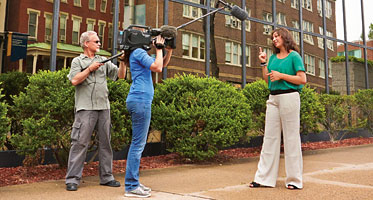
[0,71,30,105]
[0,87,10,149]
[354,89,373,132]
[10,69,75,166]
[152,74,253,160]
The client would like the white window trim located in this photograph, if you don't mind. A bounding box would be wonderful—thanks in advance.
[303,0,313,12]
[44,12,53,42]
[225,41,250,67]
[72,15,82,45]
[86,18,96,31]
[108,23,113,50]
[98,20,107,47]
[73,0,82,7]
[182,32,205,61]
[305,54,315,76]
[291,0,299,9]
[100,0,107,13]
[89,0,96,10]
[263,12,273,35]
[182,0,203,20]
[225,9,251,32]
[27,8,41,40]
[59,12,69,42]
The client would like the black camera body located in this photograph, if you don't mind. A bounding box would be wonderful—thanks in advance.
[118,25,176,51]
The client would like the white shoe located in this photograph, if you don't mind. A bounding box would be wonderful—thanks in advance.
[140,183,151,192]
[125,187,151,198]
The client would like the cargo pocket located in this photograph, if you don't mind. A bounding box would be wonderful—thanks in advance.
[71,122,82,142]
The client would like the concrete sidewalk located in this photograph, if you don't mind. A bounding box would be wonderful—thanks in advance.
[1,144,373,200]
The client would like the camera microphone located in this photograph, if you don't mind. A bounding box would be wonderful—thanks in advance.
[160,25,178,39]
[230,5,248,21]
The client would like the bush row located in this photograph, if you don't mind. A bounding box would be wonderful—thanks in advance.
[0,70,372,166]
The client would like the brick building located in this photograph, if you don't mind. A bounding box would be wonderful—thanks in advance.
[0,0,337,91]
[337,40,373,61]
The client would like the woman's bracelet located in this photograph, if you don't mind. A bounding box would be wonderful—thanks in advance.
[260,62,267,67]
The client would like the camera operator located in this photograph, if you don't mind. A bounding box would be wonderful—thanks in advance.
[123,34,172,198]
[65,31,126,191]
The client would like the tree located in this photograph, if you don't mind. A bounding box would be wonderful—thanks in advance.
[361,23,373,40]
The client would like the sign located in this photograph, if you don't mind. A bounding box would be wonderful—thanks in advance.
[7,32,28,62]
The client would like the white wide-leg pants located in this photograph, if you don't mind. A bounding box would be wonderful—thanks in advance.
[254,92,303,188]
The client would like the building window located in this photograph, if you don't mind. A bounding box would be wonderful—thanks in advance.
[277,12,287,26]
[27,9,40,39]
[98,21,106,47]
[108,24,113,50]
[305,54,315,75]
[86,19,96,31]
[292,20,300,45]
[225,8,251,32]
[100,0,107,13]
[182,33,205,60]
[303,0,312,11]
[47,0,67,3]
[110,0,121,14]
[59,13,68,43]
[225,41,250,66]
[44,13,52,42]
[89,0,96,10]
[72,16,82,45]
[318,27,334,51]
[291,0,299,9]
[317,0,332,19]
[263,12,273,35]
[319,59,332,78]
[278,0,286,3]
[183,0,202,19]
[134,4,146,25]
[303,20,314,45]
[74,0,81,7]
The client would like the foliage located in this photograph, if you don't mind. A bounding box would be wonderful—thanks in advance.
[300,85,325,134]
[107,79,132,150]
[0,87,10,149]
[10,69,75,166]
[152,74,253,160]
[319,94,357,142]
[331,56,373,67]
[354,89,373,133]
[242,80,269,135]
[0,71,30,105]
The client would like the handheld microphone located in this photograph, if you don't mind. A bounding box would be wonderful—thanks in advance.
[230,5,248,21]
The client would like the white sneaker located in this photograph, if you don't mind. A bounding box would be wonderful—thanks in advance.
[125,187,151,198]
[140,183,151,192]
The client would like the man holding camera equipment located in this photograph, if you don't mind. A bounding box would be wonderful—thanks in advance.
[122,32,173,198]
[65,31,126,191]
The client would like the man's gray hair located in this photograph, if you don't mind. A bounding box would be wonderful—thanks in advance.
[80,31,97,49]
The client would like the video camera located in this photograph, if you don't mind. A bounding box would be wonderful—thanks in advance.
[118,25,176,51]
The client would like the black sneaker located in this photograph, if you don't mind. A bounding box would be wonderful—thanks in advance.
[66,183,78,191]
[100,180,121,187]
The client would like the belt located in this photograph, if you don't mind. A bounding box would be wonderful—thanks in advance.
[270,89,298,95]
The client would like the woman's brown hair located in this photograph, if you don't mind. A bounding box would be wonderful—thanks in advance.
[271,27,299,54]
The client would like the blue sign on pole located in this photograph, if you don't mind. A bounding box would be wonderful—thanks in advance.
[7,32,28,62]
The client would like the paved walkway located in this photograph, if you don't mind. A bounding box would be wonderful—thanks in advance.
[1,144,373,200]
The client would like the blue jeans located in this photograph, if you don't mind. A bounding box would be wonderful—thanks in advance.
[125,101,151,191]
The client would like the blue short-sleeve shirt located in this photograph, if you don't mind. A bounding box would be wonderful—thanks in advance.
[126,48,155,103]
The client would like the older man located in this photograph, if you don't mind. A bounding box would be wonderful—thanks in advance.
[65,31,126,191]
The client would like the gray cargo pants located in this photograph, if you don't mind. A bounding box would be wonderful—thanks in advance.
[65,109,114,185]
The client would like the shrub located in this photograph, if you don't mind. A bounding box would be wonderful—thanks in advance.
[107,79,132,150]
[242,80,269,135]
[0,87,10,149]
[10,69,75,166]
[354,89,373,133]
[0,71,30,105]
[300,85,325,134]
[319,94,356,142]
[152,74,253,160]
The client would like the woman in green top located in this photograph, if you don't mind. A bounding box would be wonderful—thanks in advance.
[250,28,307,190]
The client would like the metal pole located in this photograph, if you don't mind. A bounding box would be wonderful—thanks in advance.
[112,0,119,65]
[322,0,329,94]
[360,0,369,89]
[272,0,276,30]
[205,0,211,77]
[163,0,169,80]
[50,0,60,71]
[299,0,304,59]
[342,0,350,94]
[241,0,246,88]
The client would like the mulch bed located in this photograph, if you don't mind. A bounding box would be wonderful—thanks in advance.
[1,137,373,187]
